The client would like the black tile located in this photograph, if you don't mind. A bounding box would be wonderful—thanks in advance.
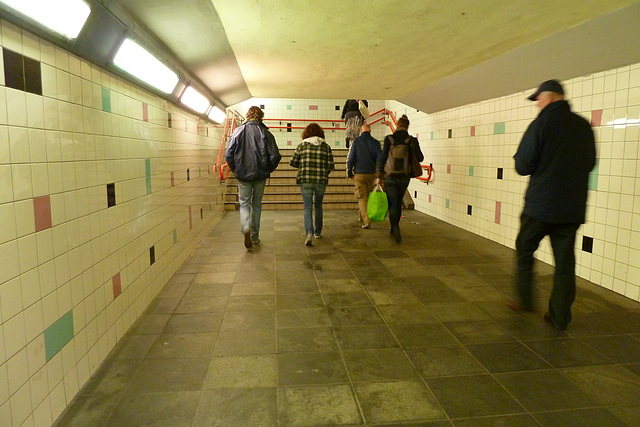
[23,56,42,95]
[524,337,613,367]
[150,246,155,265]
[497,167,503,179]
[582,236,593,253]
[3,48,24,91]
[495,369,600,411]
[466,341,552,373]
[533,407,628,427]
[426,374,523,418]
[107,183,116,207]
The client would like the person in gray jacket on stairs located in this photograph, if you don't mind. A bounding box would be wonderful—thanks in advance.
[226,106,282,250]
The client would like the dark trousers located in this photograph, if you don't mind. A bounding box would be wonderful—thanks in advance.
[515,213,579,328]
[383,176,410,228]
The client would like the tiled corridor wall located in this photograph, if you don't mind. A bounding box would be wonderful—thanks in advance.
[230,98,388,149]
[0,20,224,425]
[393,63,640,303]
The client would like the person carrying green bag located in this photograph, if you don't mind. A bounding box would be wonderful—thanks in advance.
[367,184,388,222]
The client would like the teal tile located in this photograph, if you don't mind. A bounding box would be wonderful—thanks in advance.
[45,311,74,361]
[469,166,474,176]
[101,87,111,112]
[173,229,178,244]
[494,122,505,134]
[430,131,434,140]
[287,105,292,110]
[446,199,450,209]
[588,159,599,191]
[145,158,152,194]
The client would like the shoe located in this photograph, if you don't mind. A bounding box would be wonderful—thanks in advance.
[243,228,253,249]
[305,234,313,246]
[544,312,567,331]
[314,234,321,238]
[505,300,532,312]
[361,223,370,229]
[391,225,401,243]
[252,239,260,245]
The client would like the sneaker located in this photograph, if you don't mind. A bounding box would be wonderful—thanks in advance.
[314,234,321,238]
[252,239,260,245]
[243,228,253,249]
[305,234,313,246]
[361,223,370,229]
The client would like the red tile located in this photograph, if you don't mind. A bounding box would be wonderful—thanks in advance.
[171,171,175,187]
[591,109,603,127]
[309,105,318,110]
[33,196,52,231]
[428,194,432,203]
[113,273,122,299]
[447,164,451,174]
[143,103,148,122]
[470,126,476,136]
[495,201,501,224]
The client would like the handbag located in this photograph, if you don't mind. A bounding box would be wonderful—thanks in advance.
[358,100,370,120]
[409,139,423,178]
[367,184,388,222]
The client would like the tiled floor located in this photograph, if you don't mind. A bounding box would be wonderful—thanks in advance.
[55,209,640,426]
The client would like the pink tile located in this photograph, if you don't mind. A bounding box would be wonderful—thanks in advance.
[591,109,603,127]
[309,105,318,110]
[287,141,292,146]
[447,164,451,174]
[171,171,175,187]
[470,126,476,136]
[143,103,149,122]
[495,201,501,224]
[33,196,52,231]
[113,273,122,299]
[428,194,432,203]
[189,205,193,229]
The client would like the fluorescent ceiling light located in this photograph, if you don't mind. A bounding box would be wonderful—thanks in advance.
[180,86,210,115]
[113,38,179,94]
[606,118,640,129]
[0,0,91,39]
[208,106,226,124]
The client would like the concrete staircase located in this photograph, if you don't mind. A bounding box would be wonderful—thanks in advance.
[224,148,358,210]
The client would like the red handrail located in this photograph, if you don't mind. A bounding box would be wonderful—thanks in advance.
[217,109,243,181]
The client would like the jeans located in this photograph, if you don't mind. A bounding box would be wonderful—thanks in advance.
[300,183,327,236]
[515,213,579,327]
[383,176,411,228]
[237,179,266,241]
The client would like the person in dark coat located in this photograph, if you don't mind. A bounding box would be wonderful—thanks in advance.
[347,123,381,228]
[341,99,368,148]
[510,79,596,330]
[225,106,281,249]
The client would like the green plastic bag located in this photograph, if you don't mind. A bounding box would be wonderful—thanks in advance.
[367,184,388,222]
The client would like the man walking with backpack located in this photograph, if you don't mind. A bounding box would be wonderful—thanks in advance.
[347,123,381,229]
[226,106,282,250]
[375,114,424,243]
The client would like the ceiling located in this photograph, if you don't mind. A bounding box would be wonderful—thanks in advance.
[109,0,640,113]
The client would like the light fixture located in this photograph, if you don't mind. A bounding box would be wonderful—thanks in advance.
[0,0,91,39]
[112,38,179,95]
[180,86,210,115]
[606,118,640,129]
[208,106,226,124]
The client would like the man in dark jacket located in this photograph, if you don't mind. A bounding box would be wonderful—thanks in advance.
[347,123,381,229]
[225,106,281,249]
[511,79,596,330]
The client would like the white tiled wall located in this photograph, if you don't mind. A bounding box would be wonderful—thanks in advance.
[0,20,224,425]
[394,63,640,302]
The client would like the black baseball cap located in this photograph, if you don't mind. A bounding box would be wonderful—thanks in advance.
[527,79,564,101]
